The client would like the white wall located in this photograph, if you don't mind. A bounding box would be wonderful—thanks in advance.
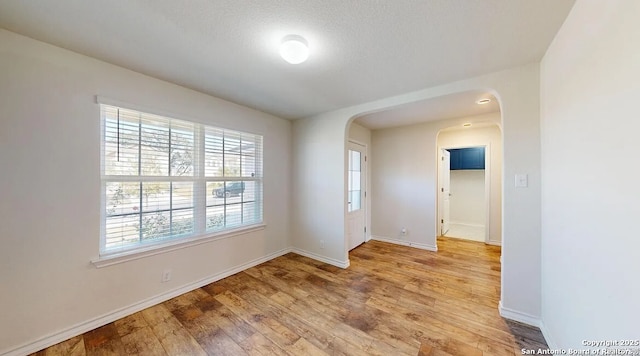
[438,124,503,244]
[0,30,291,355]
[449,170,485,226]
[292,63,542,324]
[348,122,372,241]
[540,1,640,349]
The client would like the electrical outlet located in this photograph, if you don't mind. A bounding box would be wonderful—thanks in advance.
[320,240,325,249]
[161,269,172,283]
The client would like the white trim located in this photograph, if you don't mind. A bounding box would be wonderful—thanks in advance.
[371,235,438,252]
[348,139,367,147]
[449,222,484,228]
[438,148,449,236]
[290,247,350,269]
[485,240,501,246]
[92,224,266,268]
[498,300,541,327]
[484,143,492,244]
[3,247,290,356]
[539,320,558,349]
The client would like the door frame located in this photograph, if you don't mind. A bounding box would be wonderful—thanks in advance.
[347,139,369,248]
[437,143,492,244]
[438,148,451,236]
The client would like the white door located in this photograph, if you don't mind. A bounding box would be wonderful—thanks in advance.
[347,142,366,250]
[440,149,451,235]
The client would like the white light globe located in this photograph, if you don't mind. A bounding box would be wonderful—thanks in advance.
[280,35,309,64]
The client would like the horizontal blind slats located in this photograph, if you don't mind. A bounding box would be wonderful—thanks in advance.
[100,104,263,254]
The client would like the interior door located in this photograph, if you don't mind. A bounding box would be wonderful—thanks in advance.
[347,142,366,250]
[440,149,451,235]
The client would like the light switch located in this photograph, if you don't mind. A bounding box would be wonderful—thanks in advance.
[515,174,528,188]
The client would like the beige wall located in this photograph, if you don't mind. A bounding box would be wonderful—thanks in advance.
[540,0,640,349]
[0,29,292,354]
[438,123,502,244]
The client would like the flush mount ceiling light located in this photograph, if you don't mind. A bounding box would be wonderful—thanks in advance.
[280,35,309,64]
[476,98,491,105]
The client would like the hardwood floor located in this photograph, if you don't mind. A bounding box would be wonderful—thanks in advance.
[30,237,548,355]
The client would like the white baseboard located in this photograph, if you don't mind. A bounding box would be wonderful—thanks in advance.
[498,300,541,327]
[290,247,350,269]
[485,239,502,246]
[371,235,437,252]
[450,222,485,228]
[539,320,558,349]
[2,248,291,356]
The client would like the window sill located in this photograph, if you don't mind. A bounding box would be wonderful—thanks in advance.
[91,224,266,268]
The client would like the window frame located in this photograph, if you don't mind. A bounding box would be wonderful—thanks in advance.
[96,98,264,265]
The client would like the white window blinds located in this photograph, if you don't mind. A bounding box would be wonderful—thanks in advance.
[100,104,263,254]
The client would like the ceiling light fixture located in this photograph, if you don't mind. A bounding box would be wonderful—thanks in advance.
[463,123,472,127]
[280,35,309,64]
[476,98,491,105]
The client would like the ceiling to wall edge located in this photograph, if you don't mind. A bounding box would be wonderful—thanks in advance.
[351,91,500,131]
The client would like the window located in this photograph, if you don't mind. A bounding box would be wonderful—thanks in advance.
[100,104,263,255]
[348,149,362,212]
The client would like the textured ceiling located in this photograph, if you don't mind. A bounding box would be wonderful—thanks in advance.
[0,0,575,120]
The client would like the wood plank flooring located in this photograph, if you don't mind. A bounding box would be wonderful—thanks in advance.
[30,237,548,355]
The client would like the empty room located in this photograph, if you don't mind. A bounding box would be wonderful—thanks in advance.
[1,1,638,355]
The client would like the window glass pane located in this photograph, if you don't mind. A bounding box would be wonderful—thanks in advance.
[172,182,194,236]
[241,135,256,177]
[224,153,241,177]
[348,148,362,212]
[225,201,242,229]
[243,202,259,225]
[106,182,140,216]
[170,122,194,176]
[224,181,245,206]
[207,181,225,203]
[172,182,193,210]
[140,116,169,176]
[352,171,361,191]
[348,150,353,171]
[205,129,224,177]
[206,205,225,231]
[224,132,241,177]
[142,182,170,213]
[348,171,353,191]
[351,150,361,172]
[351,190,361,211]
[172,208,193,236]
[140,211,171,241]
[242,181,256,202]
[106,214,139,250]
[104,108,140,176]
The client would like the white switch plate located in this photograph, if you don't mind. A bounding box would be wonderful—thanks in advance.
[515,174,528,188]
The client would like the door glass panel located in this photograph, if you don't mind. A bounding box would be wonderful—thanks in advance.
[348,149,361,212]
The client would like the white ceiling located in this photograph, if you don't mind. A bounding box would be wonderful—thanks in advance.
[355,90,499,130]
[0,0,575,120]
